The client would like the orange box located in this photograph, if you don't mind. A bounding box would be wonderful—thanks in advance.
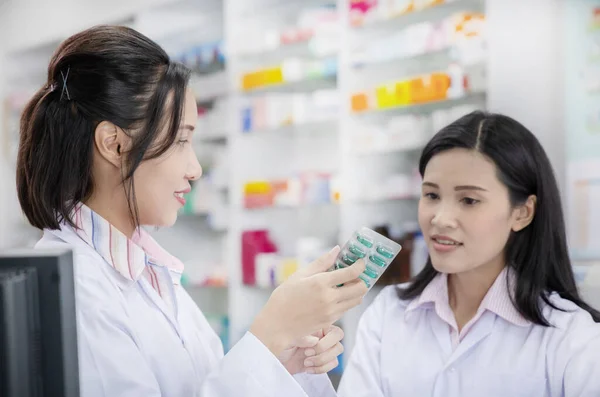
[350,92,369,113]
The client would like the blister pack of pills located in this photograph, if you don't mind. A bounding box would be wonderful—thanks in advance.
[333,227,402,289]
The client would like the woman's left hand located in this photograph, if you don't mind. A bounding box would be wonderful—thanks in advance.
[279,326,345,375]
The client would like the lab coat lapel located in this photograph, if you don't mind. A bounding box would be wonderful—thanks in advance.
[446,312,495,368]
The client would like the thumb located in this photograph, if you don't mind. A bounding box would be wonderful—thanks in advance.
[303,246,340,277]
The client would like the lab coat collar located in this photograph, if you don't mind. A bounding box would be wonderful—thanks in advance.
[405,267,530,327]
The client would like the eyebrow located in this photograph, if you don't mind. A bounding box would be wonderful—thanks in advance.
[422,182,488,192]
[179,124,195,132]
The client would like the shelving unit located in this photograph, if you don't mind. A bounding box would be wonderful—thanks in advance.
[338,0,486,356]
[223,0,343,352]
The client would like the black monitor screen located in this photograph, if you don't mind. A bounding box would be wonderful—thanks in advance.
[0,249,79,397]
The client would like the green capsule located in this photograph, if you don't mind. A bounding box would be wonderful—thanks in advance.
[335,260,347,270]
[363,266,379,279]
[348,243,367,258]
[356,233,374,248]
[359,274,371,288]
[376,244,395,259]
[369,254,387,268]
[342,252,358,266]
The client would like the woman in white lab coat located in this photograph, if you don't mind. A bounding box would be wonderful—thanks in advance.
[338,111,600,397]
[16,25,367,397]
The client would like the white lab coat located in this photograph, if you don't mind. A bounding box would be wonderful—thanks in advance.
[36,226,337,397]
[337,286,600,397]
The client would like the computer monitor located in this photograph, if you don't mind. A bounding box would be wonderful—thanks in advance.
[0,249,79,397]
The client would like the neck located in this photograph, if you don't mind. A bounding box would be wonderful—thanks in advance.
[84,192,135,239]
[447,260,505,331]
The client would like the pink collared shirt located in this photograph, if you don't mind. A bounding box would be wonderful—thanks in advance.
[405,267,530,350]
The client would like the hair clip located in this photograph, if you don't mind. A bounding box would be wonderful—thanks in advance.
[60,67,71,101]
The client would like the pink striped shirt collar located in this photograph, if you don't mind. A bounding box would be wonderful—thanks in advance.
[405,267,530,327]
[71,203,184,286]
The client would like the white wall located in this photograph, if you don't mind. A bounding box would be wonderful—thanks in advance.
[486,0,566,191]
[1,0,177,52]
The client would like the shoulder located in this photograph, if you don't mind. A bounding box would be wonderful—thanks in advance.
[543,293,600,348]
[364,283,414,319]
[36,229,127,310]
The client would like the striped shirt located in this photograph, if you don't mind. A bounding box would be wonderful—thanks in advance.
[405,267,529,350]
[72,203,183,312]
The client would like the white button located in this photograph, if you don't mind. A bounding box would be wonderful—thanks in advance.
[450,367,456,372]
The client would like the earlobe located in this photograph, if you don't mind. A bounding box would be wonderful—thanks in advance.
[94,121,123,168]
[512,195,537,232]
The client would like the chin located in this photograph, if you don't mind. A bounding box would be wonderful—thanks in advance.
[142,212,178,229]
[430,258,463,275]
[161,212,179,228]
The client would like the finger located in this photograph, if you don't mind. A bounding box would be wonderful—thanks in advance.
[335,296,364,315]
[335,278,368,302]
[307,356,340,375]
[311,328,325,339]
[304,342,344,368]
[323,258,366,285]
[295,335,320,349]
[302,246,340,277]
[305,326,344,357]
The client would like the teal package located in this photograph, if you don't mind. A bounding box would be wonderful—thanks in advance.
[333,227,402,290]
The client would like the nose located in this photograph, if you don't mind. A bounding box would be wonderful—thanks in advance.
[431,203,458,229]
[186,150,203,181]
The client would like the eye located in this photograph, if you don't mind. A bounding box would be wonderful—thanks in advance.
[422,192,439,200]
[177,139,190,146]
[460,197,480,206]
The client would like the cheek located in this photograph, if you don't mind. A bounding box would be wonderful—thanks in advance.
[466,210,513,254]
[132,161,174,221]
[417,200,432,231]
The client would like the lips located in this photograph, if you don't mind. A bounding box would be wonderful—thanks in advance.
[431,235,463,246]
[174,188,190,206]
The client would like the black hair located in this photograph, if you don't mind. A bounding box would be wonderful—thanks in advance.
[17,25,191,230]
[399,111,600,324]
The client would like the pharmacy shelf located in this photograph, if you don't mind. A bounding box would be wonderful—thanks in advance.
[243,202,339,212]
[238,39,338,63]
[240,75,338,95]
[345,196,420,205]
[349,47,455,71]
[353,143,426,156]
[234,0,336,18]
[352,91,487,118]
[190,71,230,102]
[241,119,338,136]
[196,134,229,144]
[350,0,485,31]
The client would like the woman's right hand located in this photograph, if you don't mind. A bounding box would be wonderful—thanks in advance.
[250,246,368,357]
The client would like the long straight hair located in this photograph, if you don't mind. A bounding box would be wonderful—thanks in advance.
[399,111,600,324]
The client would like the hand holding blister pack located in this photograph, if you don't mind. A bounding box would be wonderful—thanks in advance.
[332,227,402,289]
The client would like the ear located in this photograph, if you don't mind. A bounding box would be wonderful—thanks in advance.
[94,121,126,168]
[511,195,537,232]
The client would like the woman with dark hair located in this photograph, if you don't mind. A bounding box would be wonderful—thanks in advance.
[337,111,600,396]
[17,25,368,397]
